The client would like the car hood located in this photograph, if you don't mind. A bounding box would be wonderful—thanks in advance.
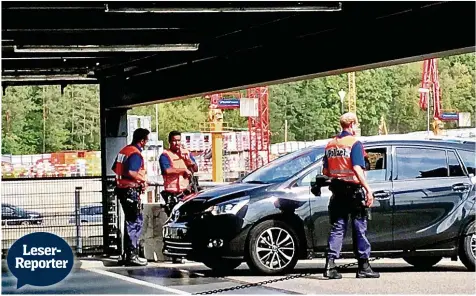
[176,182,272,218]
[186,182,271,202]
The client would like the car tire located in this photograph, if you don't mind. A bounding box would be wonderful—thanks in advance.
[459,220,476,271]
[403,256,442,269]
[246,220,299,275]
[203,258,242,273]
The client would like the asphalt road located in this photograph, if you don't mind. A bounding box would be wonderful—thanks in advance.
[2,258,474,294]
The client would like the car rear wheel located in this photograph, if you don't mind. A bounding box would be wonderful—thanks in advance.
[459,220,476,271]
[246,220,299,275]
[403,256,442,269]
[203,258,242,273]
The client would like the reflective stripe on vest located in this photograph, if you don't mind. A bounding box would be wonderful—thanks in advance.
[112,145,146,188]
[162,149,190,193]
[325,136,360,184]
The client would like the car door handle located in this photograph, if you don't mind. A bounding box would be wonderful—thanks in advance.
[452,183,471,192]
[373,190,392,200]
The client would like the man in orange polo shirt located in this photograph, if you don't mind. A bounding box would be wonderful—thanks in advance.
[322,113,379,279]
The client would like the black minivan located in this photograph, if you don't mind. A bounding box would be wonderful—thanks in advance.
[163,138,475,274]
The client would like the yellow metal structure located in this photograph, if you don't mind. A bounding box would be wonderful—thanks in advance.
[201,108,225,182]
[348,72,357,114]
[378,115,388,135]
[432,118,443,135]
[211,121,223,182]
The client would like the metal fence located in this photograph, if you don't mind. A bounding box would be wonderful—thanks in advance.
[1,176,104,255]
[1,176,230,258]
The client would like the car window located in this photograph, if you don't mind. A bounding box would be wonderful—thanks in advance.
[395,147,447,180]
[2,207,14,215]
[448,150,465,177]
[365,148,388,182]
[458,150,476,175]
[296,165,322,187]
[94,206,103,215]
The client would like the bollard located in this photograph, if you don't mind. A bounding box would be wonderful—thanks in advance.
[75,186,83,254]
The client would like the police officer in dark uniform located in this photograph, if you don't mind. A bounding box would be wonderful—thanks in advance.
[322,112,379,279]
[112,128,150,266]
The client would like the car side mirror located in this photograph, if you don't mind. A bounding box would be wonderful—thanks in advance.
[310,175,331,197]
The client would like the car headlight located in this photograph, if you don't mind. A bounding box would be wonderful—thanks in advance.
[204,196,250,215]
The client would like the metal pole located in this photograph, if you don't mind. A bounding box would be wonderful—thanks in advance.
[341,100,344,115]
[284,119,288,153]
[155,104,159,139]
[43,87,46,153]
[427,89,431,136]
[75,186,83,254]
[155,103,160,185]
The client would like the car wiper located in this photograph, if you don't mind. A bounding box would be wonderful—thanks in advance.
[244,180,269,184]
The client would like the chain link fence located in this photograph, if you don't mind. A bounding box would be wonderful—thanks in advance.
[1,176,104,256]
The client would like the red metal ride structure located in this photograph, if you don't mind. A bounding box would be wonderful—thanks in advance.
[246,87,271,171]
[419,58,442,119]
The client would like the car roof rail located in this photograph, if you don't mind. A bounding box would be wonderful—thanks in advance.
[426,136,476,144]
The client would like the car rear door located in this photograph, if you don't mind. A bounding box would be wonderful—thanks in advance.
[391,145,471,251]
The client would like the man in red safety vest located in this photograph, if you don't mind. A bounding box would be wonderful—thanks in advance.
[111,128,150,266]
[159,131,199,213]
[322,112,380,279]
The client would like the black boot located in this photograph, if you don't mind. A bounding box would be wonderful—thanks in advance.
[356,259,380,278]
[323,258,342,279]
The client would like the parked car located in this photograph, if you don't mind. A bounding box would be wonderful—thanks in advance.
[1,203,43,225]
[163,137,476,274]
[69,204,103,224]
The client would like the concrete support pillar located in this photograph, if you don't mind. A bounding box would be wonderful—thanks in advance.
[99,83,129,256]
[99,82,169,261]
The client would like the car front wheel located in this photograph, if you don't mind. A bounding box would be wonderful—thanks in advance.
[246,220,299,275]
[459,220,476,271]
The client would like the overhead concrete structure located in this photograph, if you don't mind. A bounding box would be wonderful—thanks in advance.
[2,1,475,256]
[2,1,475,108]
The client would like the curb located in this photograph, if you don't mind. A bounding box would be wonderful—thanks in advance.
[77,258,205,269]
[78,259,106,269]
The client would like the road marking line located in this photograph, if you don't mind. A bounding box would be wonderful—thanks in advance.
[84,268,191,295]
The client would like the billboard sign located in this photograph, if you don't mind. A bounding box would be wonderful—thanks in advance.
[217,98,240,109]
[440,112,459,121]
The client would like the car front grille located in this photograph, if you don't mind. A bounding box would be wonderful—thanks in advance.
[163,239,193,257]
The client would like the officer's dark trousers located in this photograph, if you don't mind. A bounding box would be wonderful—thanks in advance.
[117,188,143,255]
[327,183,371,260]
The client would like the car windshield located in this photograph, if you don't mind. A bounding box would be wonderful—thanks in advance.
[241,145,325,184]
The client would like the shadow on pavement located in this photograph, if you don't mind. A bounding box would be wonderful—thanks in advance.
[193,264,470,278]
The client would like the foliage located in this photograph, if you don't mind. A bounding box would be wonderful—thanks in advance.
[2,53,475,155]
